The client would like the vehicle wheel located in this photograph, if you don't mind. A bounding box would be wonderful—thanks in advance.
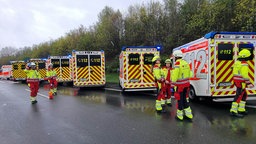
[189,86,197,101]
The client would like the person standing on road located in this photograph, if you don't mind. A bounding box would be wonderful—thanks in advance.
[161,58,174,106]
[171,50,193,121]
[230,49,253,117]
[24,62,41,104]
[151,55,166,113]
[46,63,58,99]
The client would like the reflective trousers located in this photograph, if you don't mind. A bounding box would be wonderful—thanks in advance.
[233,82,247,103]
[175,87,189,110]
[29,82,39,97]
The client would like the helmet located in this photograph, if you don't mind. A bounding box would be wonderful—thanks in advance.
[238,49,251,58]
[152,55,160,62]
[30,62,36,66]
[173,50,183,58]
[27,63,31,67]
[165,59,171,63]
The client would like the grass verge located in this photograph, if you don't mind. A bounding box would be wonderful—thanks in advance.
[106,72,119,84]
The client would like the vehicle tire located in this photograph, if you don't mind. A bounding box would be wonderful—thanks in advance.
[189,86,197,102]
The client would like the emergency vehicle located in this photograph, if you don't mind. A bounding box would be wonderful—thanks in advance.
[48,56,72,83]
[71,50,105,87]
[10,61,27,81]
[28,59,47,80]
[172,32,256,100]
[0,65,12,80]
[119,46,161,91]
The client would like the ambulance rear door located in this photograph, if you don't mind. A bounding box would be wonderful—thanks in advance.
[212,33,256,97]
[60,57,72,82]
[124,47,159,91]
[11,61,26,81]
[50,57,61,81]
[73,51,105,87]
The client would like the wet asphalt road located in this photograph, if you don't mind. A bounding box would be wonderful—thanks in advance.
[0,80,256,144]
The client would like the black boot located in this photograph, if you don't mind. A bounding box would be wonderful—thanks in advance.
[238,110,248,115]
[31,100,37,104]
[230,112,244,118]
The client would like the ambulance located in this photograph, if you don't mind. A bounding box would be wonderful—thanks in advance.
[172,31,256,100]
[10,61,27,81]
[28,59,47,80]
[71,50,105,87]
[48,56,72,83]
[119,45,161,91]
[0,65,12,80]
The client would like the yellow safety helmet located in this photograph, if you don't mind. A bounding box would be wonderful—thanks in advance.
[152,55,160,62]
[238,49,251,58]
[165,59,171,63]
[173,50,183,57]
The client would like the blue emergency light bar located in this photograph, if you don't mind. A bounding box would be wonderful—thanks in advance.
[122,45,162,51]
[204,31,256,39]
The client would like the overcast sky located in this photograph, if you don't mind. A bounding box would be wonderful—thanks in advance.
[0,0,162,48]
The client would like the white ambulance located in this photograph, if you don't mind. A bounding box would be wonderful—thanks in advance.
[0,65,12,80]
[71,50,105,87]
[172,32,256,100]
[119,46,161,91]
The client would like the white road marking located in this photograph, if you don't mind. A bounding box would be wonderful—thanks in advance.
[25,89,49,99]
[104,88,122,92]
[246,105,256,109]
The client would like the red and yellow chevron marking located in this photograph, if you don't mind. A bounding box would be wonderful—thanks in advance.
[90,66,102,81]
[72,57,76,80]
[62,67,71,79]
[124,83,155,88]
[77,67,89,80]
[143,65,154,83]
[54,67,60,76]
[128,64,141,81]
[38,69,46,79]
[73,81,105,87]
[123,52,127,80]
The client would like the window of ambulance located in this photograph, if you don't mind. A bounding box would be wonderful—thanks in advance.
[90,55,101,66]
[51,59,60,68]
[238,43,254,60]
[13,65,18,70]
[128,54,140,65]
[217,43,233,60]
[77,55,88,67]
[143,54,154,65]
[38,62,45,69]
[61,59,69,67]
[21,64,26,70]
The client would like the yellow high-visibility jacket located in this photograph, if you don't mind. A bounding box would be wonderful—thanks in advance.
[24,69,41,82]
[171,59,191,87]
[233,60,250,88]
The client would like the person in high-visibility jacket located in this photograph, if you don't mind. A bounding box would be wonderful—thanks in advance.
[24,62,41,104]
[230,49,253,117]
[171,50,193,121]
[161,58,174,106]
[151,55,166,112]
[46,63,58,99]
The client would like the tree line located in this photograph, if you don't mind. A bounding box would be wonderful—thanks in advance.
[0,0,255,72]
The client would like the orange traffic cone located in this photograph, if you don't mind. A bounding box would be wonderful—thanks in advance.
[49,91,54,99]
